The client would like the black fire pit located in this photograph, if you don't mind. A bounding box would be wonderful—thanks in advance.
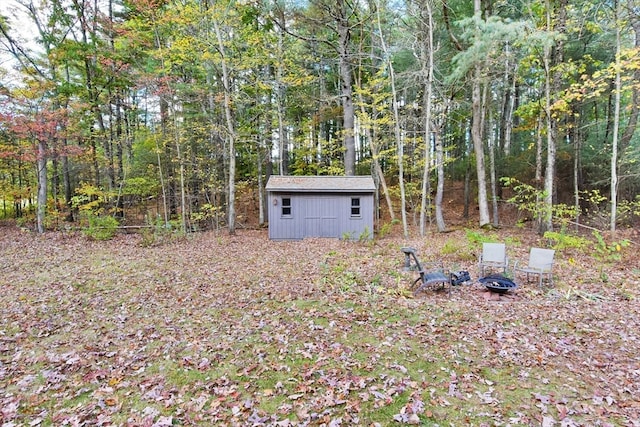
[479,274,518,294]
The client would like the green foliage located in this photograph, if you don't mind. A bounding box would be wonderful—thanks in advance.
[319,259,359,293]
[71,183,115,216]
[441,238,461,255]
[502,177,546,224]
[578,189,607,221]
[464,229,518,254]
[72,183,120,239]
[340,228,372,241]
[461,229,517,261]
[15,213,35,230]
[436,230,484,261]
[121,177,158,198]
[543,224,630,265]
[0,183,29,220]
[449,15,531,82]
[501,177,578,228]
[190,203,224,231]
[140,215,184,247]
[464,229,495,245]
[82,214,119,240]
[616,196,640,226]
[358,226,372,242]
[341,231,354,240]
[592,231,630,263]
[543,230,589,251]
[581,189,607,206]
[378,219,400,238]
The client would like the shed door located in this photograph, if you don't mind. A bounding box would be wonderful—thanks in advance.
[303,197,338,238]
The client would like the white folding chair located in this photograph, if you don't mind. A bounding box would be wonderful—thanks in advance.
[478,243,508,277]
[514,247,555,287]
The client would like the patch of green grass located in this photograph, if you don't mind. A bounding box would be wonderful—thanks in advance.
[441,238,462,255]
[359,389,414,423]
[255,392,289,414]
[61,388,95,410]
[163,365,212,387]
[441,236,477,262]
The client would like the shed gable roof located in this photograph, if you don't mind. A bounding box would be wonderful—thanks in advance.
[266,175,375,193]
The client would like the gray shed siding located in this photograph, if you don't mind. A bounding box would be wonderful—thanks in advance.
[266,176,375,240]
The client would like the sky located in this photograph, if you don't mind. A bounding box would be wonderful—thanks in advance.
[0,0,41,86]
[0,0,35,41]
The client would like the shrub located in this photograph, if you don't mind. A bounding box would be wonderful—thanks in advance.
[83,215,119,240]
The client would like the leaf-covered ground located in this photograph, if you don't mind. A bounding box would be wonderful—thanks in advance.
[1,226,639,426]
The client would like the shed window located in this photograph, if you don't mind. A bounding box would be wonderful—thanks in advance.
[350,198,361,217]
[282,197,291,216]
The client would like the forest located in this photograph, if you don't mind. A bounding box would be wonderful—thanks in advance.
[0,0,639,236]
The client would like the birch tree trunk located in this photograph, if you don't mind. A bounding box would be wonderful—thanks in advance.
[420,82,433,235]
[573,121,581,227]
[258,141,265,226]
[416,0,445,235]
[171,109,187,233]
[610,0,621,232]
[500,46,516,156]
[275,10,288,175]
[488,110,499,227]
[434,127,446,232]
[542,43,556,234]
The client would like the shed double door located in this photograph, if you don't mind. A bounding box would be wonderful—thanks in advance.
[302,196,339,238]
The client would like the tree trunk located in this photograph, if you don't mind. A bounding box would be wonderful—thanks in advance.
[542,49,556,234]
[62,141,73,221]
[434,128,446,232]
[115,92,125,219]
[420,86,433,235]
[463,127,471,219]
[472,1,491,227]
[540,0,566,234]
[258,139,265,226]
[356,100,394,221]
[36,140,47,233]
[214,18,236,235]
[572,111,581,228]
[172,110,187,234]
[500,50,516,156]
[472,73,490,227]
[418,0,442,235]
[488,110,499,227]
[337,0,356,175]
[375,2,407,237]
[275,11,288,175]
[610,1,621,232]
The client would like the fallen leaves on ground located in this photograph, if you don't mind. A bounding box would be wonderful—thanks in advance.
[1,226,639,425]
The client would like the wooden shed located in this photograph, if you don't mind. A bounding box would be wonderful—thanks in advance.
[265,175,376,240]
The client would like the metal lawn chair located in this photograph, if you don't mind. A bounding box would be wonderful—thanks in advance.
[478,243,509,276]
[401,247,451,295]
[514,247,555,287]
